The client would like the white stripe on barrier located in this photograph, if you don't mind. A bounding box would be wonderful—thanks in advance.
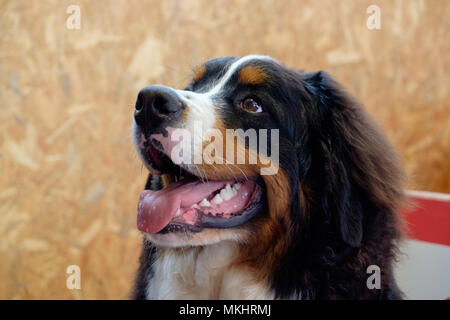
[407,190,450,201]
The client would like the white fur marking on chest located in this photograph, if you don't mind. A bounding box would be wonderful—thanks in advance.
[145,241,273,299]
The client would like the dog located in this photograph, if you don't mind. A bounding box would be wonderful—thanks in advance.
[131,55,406,299]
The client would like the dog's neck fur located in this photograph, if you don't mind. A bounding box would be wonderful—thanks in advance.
[145,241,274,299]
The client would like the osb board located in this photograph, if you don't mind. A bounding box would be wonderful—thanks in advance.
[0,0,448,299]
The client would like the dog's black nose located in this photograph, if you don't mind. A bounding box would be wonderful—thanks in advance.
[134,85,183,129]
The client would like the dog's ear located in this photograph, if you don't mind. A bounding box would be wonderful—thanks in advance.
[301,71,405,247]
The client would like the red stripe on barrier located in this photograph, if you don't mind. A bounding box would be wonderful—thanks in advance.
[401,192,450,247]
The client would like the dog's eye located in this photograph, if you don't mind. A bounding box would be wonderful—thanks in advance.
[240,98,263,113]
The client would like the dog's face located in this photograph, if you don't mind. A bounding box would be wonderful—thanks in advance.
[132,55,303,247]
[132,55,404,253]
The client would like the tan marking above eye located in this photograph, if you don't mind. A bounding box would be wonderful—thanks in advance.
[193,65,206,83]
[238,66,267,85]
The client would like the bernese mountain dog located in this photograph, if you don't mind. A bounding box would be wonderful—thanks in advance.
[131,55,406,299]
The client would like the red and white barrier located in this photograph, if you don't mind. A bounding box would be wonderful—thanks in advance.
[395,190,450,300]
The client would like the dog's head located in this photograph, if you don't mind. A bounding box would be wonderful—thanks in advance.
[132,55,405,254]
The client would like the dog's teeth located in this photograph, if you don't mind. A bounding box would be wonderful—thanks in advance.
[199,198,211,207]
[233,183,241,190]
[230,184,238,194]
[211,193,223,204]
[219,184,234,200]
[211,183,239,204]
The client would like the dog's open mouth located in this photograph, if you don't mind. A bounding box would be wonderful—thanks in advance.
[137,143,264,234]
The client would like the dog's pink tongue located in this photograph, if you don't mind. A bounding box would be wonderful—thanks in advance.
[137,180,231,233]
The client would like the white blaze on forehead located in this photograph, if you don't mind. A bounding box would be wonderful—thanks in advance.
[174,54,277,129]
[208,55,277,96]
[176,54,277,102]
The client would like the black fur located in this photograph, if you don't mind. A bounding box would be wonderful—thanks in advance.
[269,70,405,299]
